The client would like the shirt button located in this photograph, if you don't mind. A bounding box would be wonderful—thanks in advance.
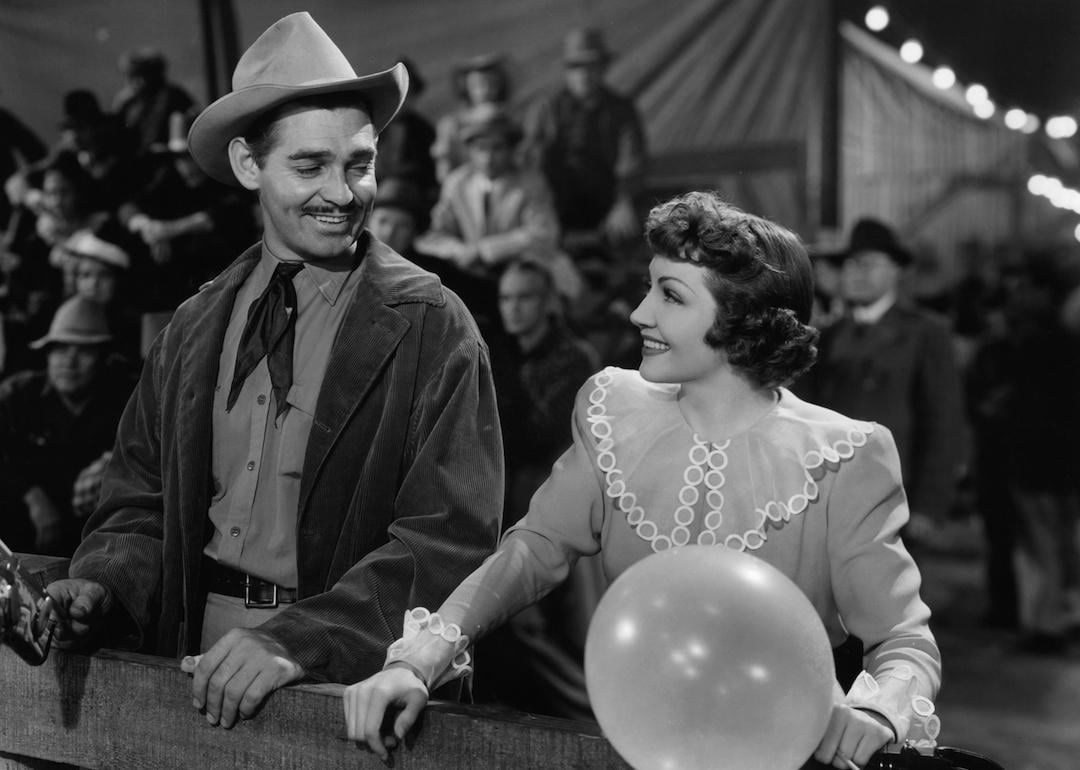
[246,461,255,471]
[229,527,241,537]
[257,394,267,405]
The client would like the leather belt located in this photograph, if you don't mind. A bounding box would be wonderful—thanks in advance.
[202,558,298,608]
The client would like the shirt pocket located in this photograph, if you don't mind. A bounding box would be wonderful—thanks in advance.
[276,383,320,479]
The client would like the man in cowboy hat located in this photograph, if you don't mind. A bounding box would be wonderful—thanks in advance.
[0,296,130,556]
[798,217,966,538]
[46,12,502,730]
[521,26,646,250]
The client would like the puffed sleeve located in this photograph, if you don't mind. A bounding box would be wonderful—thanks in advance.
[383,379,605,686]
[827,424,942,744]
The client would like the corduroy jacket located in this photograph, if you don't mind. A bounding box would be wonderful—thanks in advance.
[70,235,504,684]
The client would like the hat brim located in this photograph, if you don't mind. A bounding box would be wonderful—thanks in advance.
[840,245,913,266]
[188,63,409,185]
[564,53,610,66]
[29,332,113,350]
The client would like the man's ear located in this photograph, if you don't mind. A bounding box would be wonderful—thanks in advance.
[228,137,261,191]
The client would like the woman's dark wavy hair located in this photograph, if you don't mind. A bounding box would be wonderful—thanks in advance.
[644,191,819,389]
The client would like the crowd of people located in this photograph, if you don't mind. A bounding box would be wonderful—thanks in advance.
[0,10,1077,769]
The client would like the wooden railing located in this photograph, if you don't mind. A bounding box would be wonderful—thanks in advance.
[0,555,630,770]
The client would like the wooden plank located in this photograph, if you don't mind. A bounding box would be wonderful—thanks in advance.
[0,611,629,769]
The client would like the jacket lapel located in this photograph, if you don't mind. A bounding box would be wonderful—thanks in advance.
[298,242,412,518]
[174,246,260,547]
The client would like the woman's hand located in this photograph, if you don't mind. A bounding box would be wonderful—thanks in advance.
[343,665,430,761]
[813,703,894,769]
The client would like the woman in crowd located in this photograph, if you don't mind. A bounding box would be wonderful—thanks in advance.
[431,53,511,183]
[343,191,941,770]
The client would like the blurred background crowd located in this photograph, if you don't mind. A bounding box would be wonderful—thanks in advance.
[2,2,1079,760]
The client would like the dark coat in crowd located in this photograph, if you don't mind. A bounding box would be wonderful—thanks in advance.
[800,301,966,522]
[68,239,503,683]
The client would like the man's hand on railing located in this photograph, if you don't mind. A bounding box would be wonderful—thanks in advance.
[44,578,113,647]
[182,627,304,730]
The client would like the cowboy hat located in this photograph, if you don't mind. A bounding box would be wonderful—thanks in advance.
[562,27,611,66]
[188,12,409,185]
[30,295,113,349]
[62,229,131,271]
[840,218,913,266]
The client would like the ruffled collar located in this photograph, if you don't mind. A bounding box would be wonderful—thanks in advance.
[584,368,875,553]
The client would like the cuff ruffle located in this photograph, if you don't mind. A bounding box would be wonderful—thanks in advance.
[844,667,940,752]
[384,608,473,690]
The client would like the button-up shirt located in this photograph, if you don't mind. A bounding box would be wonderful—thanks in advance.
[205,243,362,587]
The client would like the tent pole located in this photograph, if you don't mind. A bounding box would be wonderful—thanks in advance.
[821,0,841,228]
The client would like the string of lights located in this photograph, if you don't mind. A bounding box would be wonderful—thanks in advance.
[857,3,1080,241]
[859,4,1077,140]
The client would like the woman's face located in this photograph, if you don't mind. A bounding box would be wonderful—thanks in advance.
[629,256,723,385]
[464,69,501,106]
[75,258,118,304]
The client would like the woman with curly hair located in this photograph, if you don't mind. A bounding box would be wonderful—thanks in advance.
[344,192,941,770]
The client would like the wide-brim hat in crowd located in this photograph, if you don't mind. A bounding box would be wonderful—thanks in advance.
[840,217,913,266]
[188,11,410,185]
[563,27,611,66]
[30,295,113,349]
[62,229,131,271]
[459,103,522,146]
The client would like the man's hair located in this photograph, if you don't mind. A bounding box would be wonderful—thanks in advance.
[500,258,555,295]
[644,191,818,389]
[243,92,374,167]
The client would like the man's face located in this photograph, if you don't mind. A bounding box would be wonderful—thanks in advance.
[499,267,550,338]
[564,61,605,100]
[247,105,377,262]
[47,343,103,401]
[42,171,79,220]
[75,258,118,304]
[368,206,417,254]
[467,136,513,179]
[840,249,900,305]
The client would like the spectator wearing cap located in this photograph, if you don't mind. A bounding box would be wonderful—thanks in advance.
[432,53,511,183]
[521,27,646,250]
[373,57,438,204]
[0,295,132,555]
[418,103,582,301]
[797,218,966,540]
[65,228,142,362]
[112,47,196,158]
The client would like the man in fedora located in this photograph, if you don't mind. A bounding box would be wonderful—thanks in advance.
[0,295,130,556]
[799,218,966,537]
[522,26,646,252]
[46,12,502,730]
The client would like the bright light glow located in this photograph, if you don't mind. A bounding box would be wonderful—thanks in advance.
[1022,114,1041,134]
[1050,188,1072,209]
[1074,223,1080,243]
[614,619,637,643]
[1028,174,1048,196]
[965,84,989,106]
[899,40,924,64]
[1067,189,1080,213]
[1043,176,1064,196]
[1004,109,1027,130]
[974,100,995,119]
[865,6,890,31]
[1046,116,1077,139]
[932,67,956,90]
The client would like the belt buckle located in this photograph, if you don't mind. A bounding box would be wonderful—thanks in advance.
[243,575,278,609]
